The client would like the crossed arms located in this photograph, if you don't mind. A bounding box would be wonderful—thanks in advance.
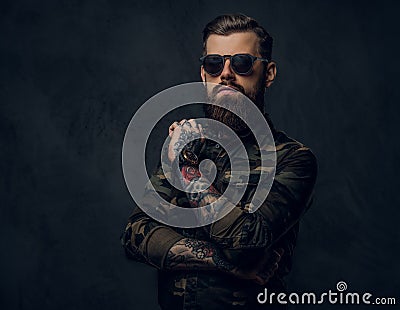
[121,120,317,284]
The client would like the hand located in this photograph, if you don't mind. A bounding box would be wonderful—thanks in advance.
[168,119,204,163]
[230,248,284,285]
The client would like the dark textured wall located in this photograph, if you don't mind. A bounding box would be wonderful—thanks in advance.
[1,1,399,309]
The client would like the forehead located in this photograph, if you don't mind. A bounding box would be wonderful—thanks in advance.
[205,32,260,56]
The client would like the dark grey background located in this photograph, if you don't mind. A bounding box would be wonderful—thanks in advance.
[1,0,399,309]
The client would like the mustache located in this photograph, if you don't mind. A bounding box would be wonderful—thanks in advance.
[209,81,245,99]
[219,81,245,93]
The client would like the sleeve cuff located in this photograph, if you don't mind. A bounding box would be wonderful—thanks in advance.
[143,226,184,269]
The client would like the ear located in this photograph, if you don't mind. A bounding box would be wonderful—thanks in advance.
[265,61,277,88]
[200,66,206,83]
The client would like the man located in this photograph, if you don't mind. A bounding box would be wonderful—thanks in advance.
[121,14,317,309]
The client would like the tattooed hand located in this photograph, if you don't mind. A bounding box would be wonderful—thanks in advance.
[165,238,236,272]
[180,165,220,208]
[165,238,284,286]
[168,119,204,163]
[179,164,225,223]
[230,248,285,285]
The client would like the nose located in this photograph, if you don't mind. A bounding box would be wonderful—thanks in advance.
[220,57,235,81]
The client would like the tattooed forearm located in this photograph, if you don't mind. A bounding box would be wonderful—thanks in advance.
[180,165,221,208]
[165,238,235,272]
[171,128,202,161]
[165,238,282,285]
[178,165,225,221]
[186,180,220,208]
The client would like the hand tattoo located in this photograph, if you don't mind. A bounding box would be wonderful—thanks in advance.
[165,238,235,272]
[179,165,224,222]
[169,122,202,162]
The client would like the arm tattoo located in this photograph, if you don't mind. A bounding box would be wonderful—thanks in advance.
[165,238,235,272]
[180,165,221,207]
[186,179,220,208]
[180,165,223,221]
[171,127,201,160]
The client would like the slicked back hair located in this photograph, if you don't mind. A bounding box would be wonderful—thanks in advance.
[202,14,273,61]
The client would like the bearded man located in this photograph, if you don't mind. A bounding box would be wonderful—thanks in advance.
[121,14,317,310]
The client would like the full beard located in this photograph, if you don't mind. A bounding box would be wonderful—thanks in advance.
[204,79,266,136]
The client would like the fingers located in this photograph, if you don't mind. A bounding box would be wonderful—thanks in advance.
[256,260,280,285]
[179,119,188,125]
[257,248,285,285]
[262,247,284,265]
[254,275,266,286]
[169,121,180,137]
[178,119,194,129]
[260,266,278,284]
[169,119,203,137]
[271,248,284,263]
[231,248,285,286]
[197,123,205,143]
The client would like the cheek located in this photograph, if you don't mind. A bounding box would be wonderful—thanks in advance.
[246,69,265,89]
[237,76,258,92]
[204,74,220,83]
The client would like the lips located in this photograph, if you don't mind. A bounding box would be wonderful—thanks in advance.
[217,85,241,94]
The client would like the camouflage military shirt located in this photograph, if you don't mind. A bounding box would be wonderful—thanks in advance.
[121,123,317,310]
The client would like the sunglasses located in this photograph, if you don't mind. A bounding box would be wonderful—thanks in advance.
[200,53,269,76]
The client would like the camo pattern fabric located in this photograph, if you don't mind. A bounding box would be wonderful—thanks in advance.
[121,128,317,310]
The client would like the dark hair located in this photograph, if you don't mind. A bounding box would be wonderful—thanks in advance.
[202,14,273,61]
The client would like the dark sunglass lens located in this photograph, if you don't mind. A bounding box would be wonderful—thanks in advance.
[204,55,223,75]
[232,54,253,74]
